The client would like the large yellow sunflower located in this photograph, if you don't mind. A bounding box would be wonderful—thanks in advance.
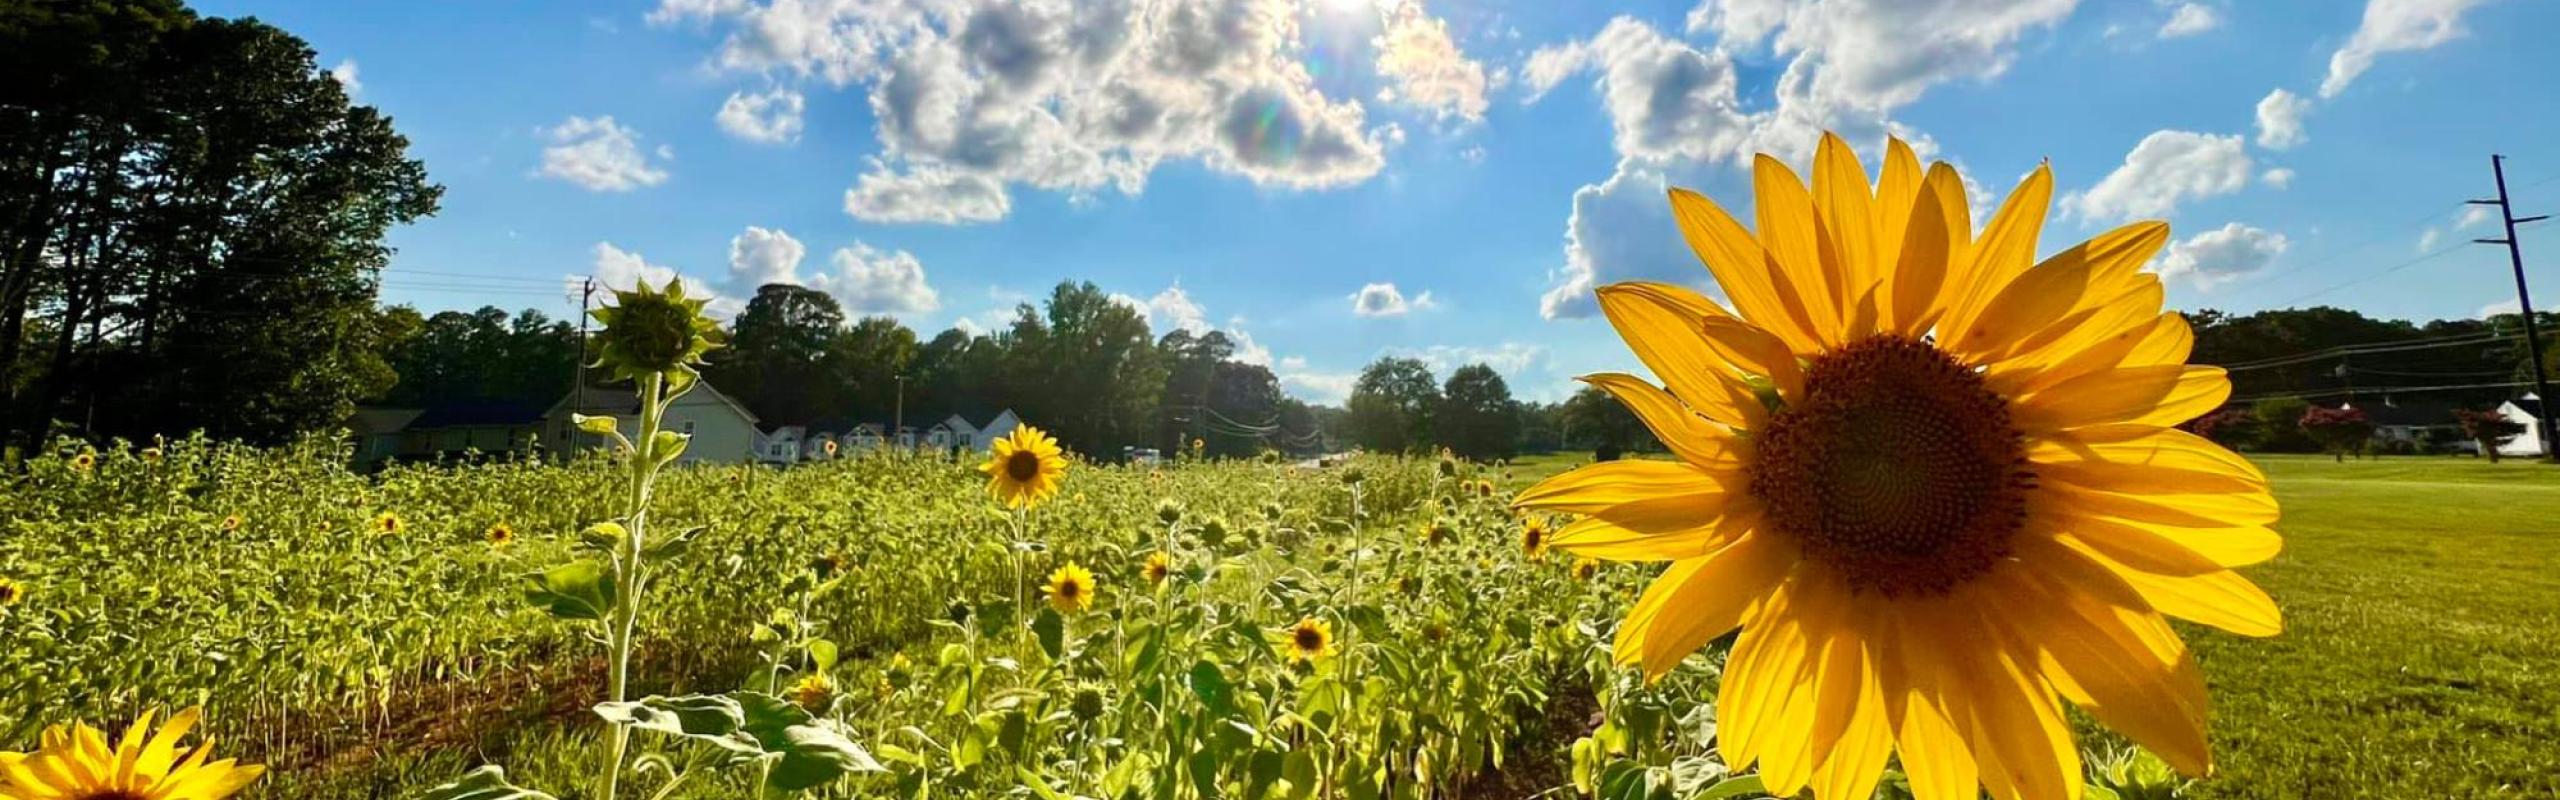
[1513,132,2280,800]
[980,425,1067,509]
[0,707,265,800]
[1044,562,1097,614]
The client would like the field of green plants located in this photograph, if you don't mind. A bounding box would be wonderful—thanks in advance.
[4,439,2556,798]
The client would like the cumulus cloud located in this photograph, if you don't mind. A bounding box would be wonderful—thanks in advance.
[2254,88,2310,150]
[2156,3,2219,38]
[727,226,806,287]
[1349,282,1437,317]
[2479,298,2522,319]
[2065,130,2252,221]
[716,87,807,144]
[2155,222,2288,288]
[1528,4,2074,318]
[811,243,942,314]
[329,59,362,96]
[657,0,1483,224]
[2261,167,2295,189]
[844,163,1012,224]
[2321,0,2493,98]
[1389,342,1546,375]
[539,116,671,192]
[1372,0,1492,122]
[587,242,741,316]
[2456,204,2494,229]
[1280,369,1359,405]
[2417,226,2444,252]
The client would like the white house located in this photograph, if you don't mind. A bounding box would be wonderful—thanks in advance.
[758,425,807,464]
[545,381,763,463]
[972,409,1022,451]
[2497,394,2548,458]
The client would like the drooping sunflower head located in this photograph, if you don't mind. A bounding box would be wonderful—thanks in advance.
[371,511,404,536]
[979,425,1067,510]
[1511,131,2281,800]
[0,576,24,607]
[485,522,516,547]
[1044,562,1096,613]
[789,673,837,714]
[1285,617,1334,663]
[1141,550,1172,586]
[0,707,265,800]
[589,277,723,383]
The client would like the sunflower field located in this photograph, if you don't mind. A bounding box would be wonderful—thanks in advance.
[0,435,1783,799]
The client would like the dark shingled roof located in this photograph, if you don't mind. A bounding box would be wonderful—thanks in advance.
[409,400,549,429]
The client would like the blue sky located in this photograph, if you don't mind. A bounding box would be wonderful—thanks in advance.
[200,0,2560,404]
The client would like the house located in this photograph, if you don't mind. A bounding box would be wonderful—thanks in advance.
[971,409,1023,451]
[544,381,763,463]
[758,425,807,464]
[2498,394,2549,458]
[925,415,974,451]
[2344,398,2463,453]
[343,401,546,468]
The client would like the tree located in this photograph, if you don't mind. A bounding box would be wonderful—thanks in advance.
[1199,360,1285,458]
[1,4,441,447]
[1436,363,1520,461]
[377,306,578,408]
[2454,408,2527,463]
[2299,405,2373,462]
[706,284,846,424]
[1002,282,1164,457]
[1559,385,1658,452]
[2251,397,2316,453]
[2185,407,2262,450]
[829,316,918,422]
[1345,357,1438,453]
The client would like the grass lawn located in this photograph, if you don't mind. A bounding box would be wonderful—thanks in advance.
[1504,450,2560,798]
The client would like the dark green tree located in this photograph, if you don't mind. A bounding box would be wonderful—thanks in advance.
[1560,385,1657,452]
[1436,363,1520,461]
[1345,356,1438,453]
[706,283,846,425]
[829,315,919,421]
[378,306,579,408]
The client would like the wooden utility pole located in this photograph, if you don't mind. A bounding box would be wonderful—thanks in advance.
[2472,154,2555,460]
[574,278,594,448]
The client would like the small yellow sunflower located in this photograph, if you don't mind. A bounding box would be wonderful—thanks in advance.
[69,451,96,472]
[979,425,1067,509]
[1572,557,1600,582]
[789,673,837,713]
[485,522,516,547]
[219,514,244,532]
[0,707,265,800]
[823,439,840,458]
[1044,562,1097,614]
[1513,131,2281,800]
[1284,617,1335,663]
[1142,551,1172,586]
[370,511,404,536]
[1521,516,1552,558]
[0,576,24,607]
[1421,519,1452,547]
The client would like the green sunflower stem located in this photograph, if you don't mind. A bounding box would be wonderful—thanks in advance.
[600,370,669,800]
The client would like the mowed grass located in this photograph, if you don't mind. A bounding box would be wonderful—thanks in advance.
[1504,451,2560,798]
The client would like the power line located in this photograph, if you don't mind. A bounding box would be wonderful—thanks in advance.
[2216,331,2522,372]
[2231,380,2538,405]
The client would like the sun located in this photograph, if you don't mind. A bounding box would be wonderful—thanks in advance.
[1513,131,2280,800]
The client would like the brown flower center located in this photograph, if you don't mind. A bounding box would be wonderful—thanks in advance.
[1295,625,1326,652]
[1749,335,2031,597]
[83,793,149,800]
[1057,579,1081,599]
[1006,450,1043,482]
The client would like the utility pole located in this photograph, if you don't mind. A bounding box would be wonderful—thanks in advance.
[2473,154,2556,461]
[893,374,907,449]
[575,278,595,449]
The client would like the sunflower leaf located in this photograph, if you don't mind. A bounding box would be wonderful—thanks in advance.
[417,766,560,800]
[523,560,617,621]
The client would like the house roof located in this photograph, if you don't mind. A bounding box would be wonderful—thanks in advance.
[547,380,760,425]
[346,407,423,435]
[411,399,551,429]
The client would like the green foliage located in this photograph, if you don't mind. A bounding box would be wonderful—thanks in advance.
[1436,364,1522,461]
[2250,397,2317,452]
[1346,357,1440,453]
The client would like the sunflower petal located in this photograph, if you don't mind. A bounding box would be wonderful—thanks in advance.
[1698,314,1807,400]
[1996,552,2213,776]
[2013,365,2229,433]
[1962,614,2084,800]
[2052,532,2284,637]
[1552,499,1746,561]
[1938,164,2054,345]
[1717,581,1803,770]
[1513,459,1727,515]
[1595,283,1769,428]
[1670,188,1825,354]
[1949,222,2167,360]
[1891,638,1983,800]
[1756,154,1845,344]
[1814,132,1880,308]
[1614,530,1795,676]
[1893,163,1974,335]
[1808,608,1892,800]
[1577,373,1744,472]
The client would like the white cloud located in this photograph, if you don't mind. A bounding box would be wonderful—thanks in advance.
[329,59,362,96]
[2254,88,2310,150]
[1349,282,1437,317]
[1120,285,1211,335]
[538,116,671,192]
[811,243,941,314]
[727,226,806,288]
[1458,144,1486,164]
[2480,298,2522,319]
[1389,342,1546,375]
[1281,370,1359,405]
[844,163,1012,224]
[2156,222,2288,288]
[2321,0,2494,98]
[2261,167,2295,189]
[2065,130,2252,221]
[1530,5,2070,318]
[587,242,741,316]
[2156,3,2219,38]
[1373,0,1491,122]
[658,0,1465,224]
[2457,204,2494,229]
[2418,226,2443,252]
[716,87,807,144]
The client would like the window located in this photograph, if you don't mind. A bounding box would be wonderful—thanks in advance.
[683,421,696,435]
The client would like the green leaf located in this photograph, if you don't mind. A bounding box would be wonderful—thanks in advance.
[1688,774,1767,800]
[651,429,689,466]
[1018,767,1071,800]
[591,694,760,756]
[1033,608,1065,660]
[572,413,619,435]
[1188,747,1224,799]
[1283,750,1318,800]
[417,766,559,800]
[1188,660,1234,717]
[808,638,839,672]
[523,560,617,621]
[766,720,887,791]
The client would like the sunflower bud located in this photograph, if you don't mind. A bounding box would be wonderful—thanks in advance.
[1155,499,1184,525]
[588,278,723,381]
[1071,686,1107,721]
[789,674,837,714]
